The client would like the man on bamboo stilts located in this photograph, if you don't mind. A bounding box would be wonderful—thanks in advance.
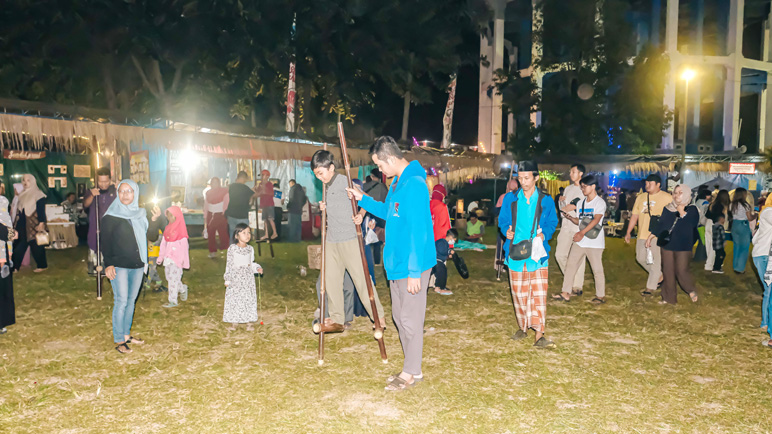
[311,150,386,334]
[347,136,435,391]
[498,161,558,349]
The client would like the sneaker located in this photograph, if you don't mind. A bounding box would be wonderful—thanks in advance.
[208,252,217,259]
[533,337,556,349]
[158,285,168,292]
[180,288,188,301]
[0,328,7,334]
[712,270,724,274]
[162,302,178,308]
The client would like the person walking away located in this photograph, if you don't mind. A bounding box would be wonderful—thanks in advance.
[0,196,16,335]
[363,168,388,202]
[646,184,699,304]
[83,167,117,275]
[752,208,772,335]
[705,190,730,271]
[144,200,167,293]
[311,150,386,334]
[101,180,164,353]
[156,206,190,308]
[730,188,756,273]
[223,223,262,330]
[553,175,607,304]
[225,171,257,238]
[555,164,586,295]
[430,184,451,241]
[205,177,230,258]
[497,161,559,349]
[12,174,48,273]
[287,179,307,242]
[616,189,627,222]
[712,215,727,273]
[432,229,458,295]
[346,136,435,391]
[465,211,485,242]
[624,174,672,296]
[257,170,278,240]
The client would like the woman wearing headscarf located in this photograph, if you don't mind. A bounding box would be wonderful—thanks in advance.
[430,184,451,242]
[12,174,48,272]
[101,180,164,354]
[751,208,772,344]
[0,196,16,334]
[205,177,230,258]
[646,184,699,304]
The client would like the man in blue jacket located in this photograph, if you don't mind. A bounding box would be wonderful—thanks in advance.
[348,136,435,391]
[498,161,558,349]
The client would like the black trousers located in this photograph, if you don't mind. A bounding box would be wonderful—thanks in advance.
[12,237,47,271]
[432,260,447,289]
[713,248,726,271]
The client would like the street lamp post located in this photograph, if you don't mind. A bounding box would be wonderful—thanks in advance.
[680,68,696,181]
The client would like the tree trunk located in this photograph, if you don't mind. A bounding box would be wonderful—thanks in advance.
[400,90,411,142]
[101,60,118,110]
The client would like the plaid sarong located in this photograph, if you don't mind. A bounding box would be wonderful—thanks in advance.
[508,266,548,333]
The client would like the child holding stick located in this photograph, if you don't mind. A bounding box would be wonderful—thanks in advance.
[223,223,262,330]
[156,206,190,308]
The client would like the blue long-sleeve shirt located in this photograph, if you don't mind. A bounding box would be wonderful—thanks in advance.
[435,239,449,261]
[497,188,558,272]
[358,160,436,280]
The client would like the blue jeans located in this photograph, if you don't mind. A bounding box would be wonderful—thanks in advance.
[753,256,772,331]
[288,213,302,242]
[731,221,751,272]
[111,267,144,343]
[227,217,250,241]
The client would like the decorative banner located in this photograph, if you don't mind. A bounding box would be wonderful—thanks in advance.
[729,162,755,175]
[3,149,45,160]
[48,177,67,188]
[73,165,91,178]
[286,62,296,133]
[129,150,150,184]
[441,74,457,149]
[170,186,186,204]
[48,165,67,174]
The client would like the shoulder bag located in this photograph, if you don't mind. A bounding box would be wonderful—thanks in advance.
[578,198,603,239]
[656,213,679,247]
[509,191,545,260]
[647,193,661,233]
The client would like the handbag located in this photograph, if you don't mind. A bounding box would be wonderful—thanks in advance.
[647,193,660,233]
[656,215,679,247]
[36,230,50,246]
[578,199,602,239]
[452,253,469,279]
[509,191,544,261]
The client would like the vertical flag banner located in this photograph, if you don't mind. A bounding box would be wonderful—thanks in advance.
[286,14,297,133]
[441,74,457,148]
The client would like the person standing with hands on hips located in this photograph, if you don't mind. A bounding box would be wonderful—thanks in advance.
[346,136,435,392]
[497,161,559,349]
[624,174,671,296]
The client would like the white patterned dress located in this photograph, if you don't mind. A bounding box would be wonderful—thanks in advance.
[223,244,259,323]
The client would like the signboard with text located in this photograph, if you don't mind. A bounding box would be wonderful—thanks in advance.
[729,163,755,175]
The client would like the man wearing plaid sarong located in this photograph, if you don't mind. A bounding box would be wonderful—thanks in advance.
[498,161,558,348]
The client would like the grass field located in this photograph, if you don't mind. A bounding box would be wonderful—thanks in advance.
[1,234,771,433]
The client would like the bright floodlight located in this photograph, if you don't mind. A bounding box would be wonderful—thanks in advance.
[681,69,696,82]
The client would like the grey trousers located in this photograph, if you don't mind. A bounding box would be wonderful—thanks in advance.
[635,238,662,291]
[556,226,585,290]
[324,239,385,325]
[390,269,431,376]
[316,270,355,323]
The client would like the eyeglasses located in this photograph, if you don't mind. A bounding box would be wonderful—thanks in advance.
[118,189,133,194]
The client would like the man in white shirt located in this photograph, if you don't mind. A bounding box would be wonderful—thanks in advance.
[555,164,586,294]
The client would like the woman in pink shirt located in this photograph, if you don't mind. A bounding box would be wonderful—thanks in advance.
[157,206,190,308]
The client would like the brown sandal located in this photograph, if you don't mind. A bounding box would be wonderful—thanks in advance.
[115,343,132,354]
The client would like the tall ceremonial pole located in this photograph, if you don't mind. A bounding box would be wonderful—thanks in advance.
[317,142,328,365]
[337,122,388,363]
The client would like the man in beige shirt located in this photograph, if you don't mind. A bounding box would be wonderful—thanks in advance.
[624,174,672,295]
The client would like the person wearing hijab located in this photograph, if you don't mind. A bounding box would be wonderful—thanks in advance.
[0,196,16,335]
[646,184,699,305]
[205,177,230,258]
[12,174,48,272]
[156,206,190,308]
[430,184,451,242]
[751,208,772,342]
[101,180,164,354]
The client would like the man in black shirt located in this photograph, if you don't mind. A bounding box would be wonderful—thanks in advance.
[286,179,306,242]
[225,171,257,237]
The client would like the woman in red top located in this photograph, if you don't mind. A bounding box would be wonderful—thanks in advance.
[430,184,451,241]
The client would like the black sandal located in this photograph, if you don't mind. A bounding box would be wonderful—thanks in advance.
[640,290,654,296]
[590,297,606,304]
[127,336,145,345]
[115,343,132,354]
[551,293,570,302]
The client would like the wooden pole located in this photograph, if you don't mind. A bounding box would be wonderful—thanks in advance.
[337,122,388,363]
[95,186,103,300]
[317,142,328,365]
[496,162,516,281]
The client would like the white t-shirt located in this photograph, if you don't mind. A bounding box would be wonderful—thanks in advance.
[576,195,606,249]
[561,184,584,230]
[732,203,750,221]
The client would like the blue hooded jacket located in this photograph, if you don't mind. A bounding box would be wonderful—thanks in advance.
[359,160,436,280]
[497,188,558,270]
